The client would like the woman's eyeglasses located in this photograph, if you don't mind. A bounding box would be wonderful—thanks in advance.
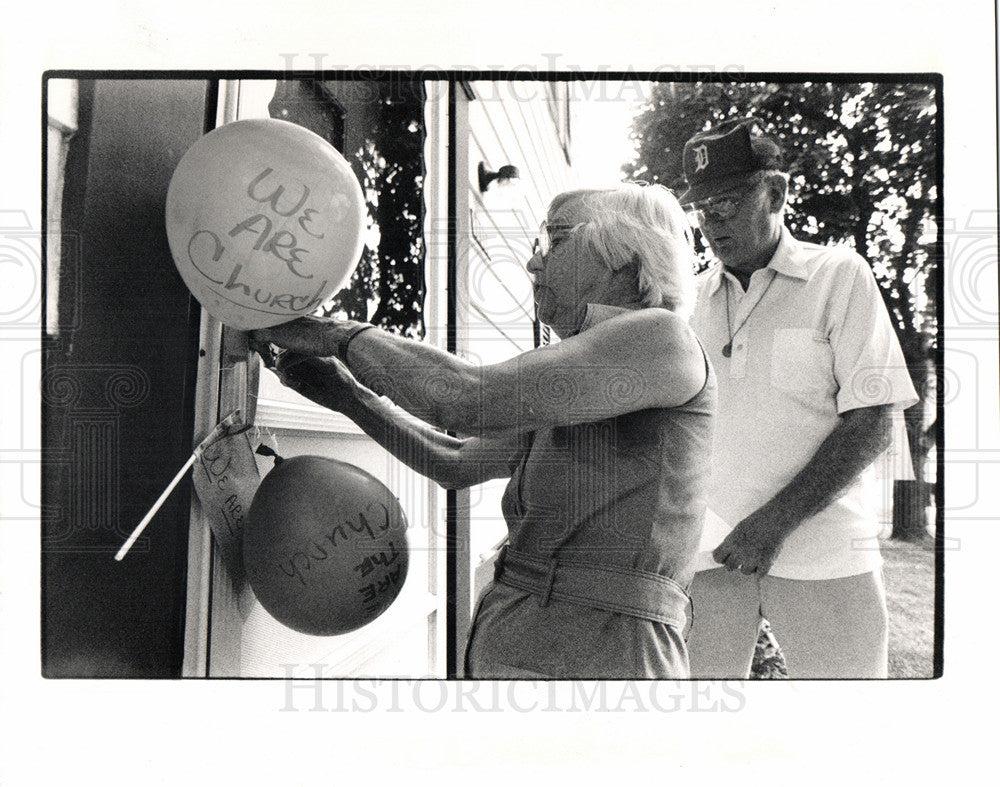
[532,220,579,257]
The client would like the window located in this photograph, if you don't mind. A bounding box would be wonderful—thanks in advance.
[198,78,443,678]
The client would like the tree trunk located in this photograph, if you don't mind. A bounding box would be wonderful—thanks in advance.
[892,479,929,541]
[891,333,933,542]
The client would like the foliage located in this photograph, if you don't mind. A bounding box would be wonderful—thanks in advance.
[325,81,426,340]
[269,79,426,339]
[750,622,787,679]
[626,82,938,539]
[626,81,937,338]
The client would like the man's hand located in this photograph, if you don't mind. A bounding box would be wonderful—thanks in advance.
[712,404,894,575]
[712,506,793,575]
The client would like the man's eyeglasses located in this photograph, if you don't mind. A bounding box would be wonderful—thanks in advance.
[688,185,756,222]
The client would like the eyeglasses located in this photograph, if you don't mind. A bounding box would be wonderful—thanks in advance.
[531,220,579,257]
[689,185,757,222]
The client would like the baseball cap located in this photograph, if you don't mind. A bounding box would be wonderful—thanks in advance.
[677,119,784,205]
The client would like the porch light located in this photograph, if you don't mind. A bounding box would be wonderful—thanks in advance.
[478,162,520,193]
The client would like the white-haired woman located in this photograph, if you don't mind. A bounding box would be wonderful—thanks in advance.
[251,183,716,679]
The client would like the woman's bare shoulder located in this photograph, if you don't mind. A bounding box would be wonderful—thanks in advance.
[589,308,700,353]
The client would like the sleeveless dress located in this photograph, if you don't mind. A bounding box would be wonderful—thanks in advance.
[465,341,716,679]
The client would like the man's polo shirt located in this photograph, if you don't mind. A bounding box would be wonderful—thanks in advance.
[690,227,919,580]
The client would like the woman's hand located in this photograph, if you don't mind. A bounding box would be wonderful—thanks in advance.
[250,315,366,357]
[271,352,361,415]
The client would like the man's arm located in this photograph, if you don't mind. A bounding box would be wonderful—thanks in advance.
[712,404,893,574]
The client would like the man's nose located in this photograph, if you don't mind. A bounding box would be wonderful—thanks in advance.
[526,252,544,276]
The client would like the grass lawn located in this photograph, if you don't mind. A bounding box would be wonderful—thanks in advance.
[750,536,938,679]
[881,536,937,679]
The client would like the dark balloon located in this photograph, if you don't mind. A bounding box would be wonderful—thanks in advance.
[244,455,409,636]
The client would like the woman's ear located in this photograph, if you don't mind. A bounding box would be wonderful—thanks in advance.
[607,255,643,305]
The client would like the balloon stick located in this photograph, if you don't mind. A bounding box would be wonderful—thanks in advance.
[115,452,198,561]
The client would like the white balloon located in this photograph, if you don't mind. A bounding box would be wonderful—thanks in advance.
[165,118,366,330]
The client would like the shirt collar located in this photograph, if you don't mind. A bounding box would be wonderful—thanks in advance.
[705,226,810,295]
[767,226,810,280]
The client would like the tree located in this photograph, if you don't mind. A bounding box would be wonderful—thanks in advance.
[269,78,427,340]
[625,81,938,541]
[325,80,426,340]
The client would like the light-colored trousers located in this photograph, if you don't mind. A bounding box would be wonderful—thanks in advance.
[686,567,888,679]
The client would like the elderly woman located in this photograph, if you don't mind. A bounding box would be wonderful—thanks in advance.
[251,183,715,679]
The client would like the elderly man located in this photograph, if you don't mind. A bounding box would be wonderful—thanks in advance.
[679,118,918,678]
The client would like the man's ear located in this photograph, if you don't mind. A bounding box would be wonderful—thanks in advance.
[765,174,788,214]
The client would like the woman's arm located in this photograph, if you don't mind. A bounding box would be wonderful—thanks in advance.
[254,308,705,435]
[254,317,479,432]
[273,354,522,490]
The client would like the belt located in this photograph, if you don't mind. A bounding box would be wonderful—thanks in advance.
[493,546,689,628]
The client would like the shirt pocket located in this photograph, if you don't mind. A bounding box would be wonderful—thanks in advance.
[770,328,835,394]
